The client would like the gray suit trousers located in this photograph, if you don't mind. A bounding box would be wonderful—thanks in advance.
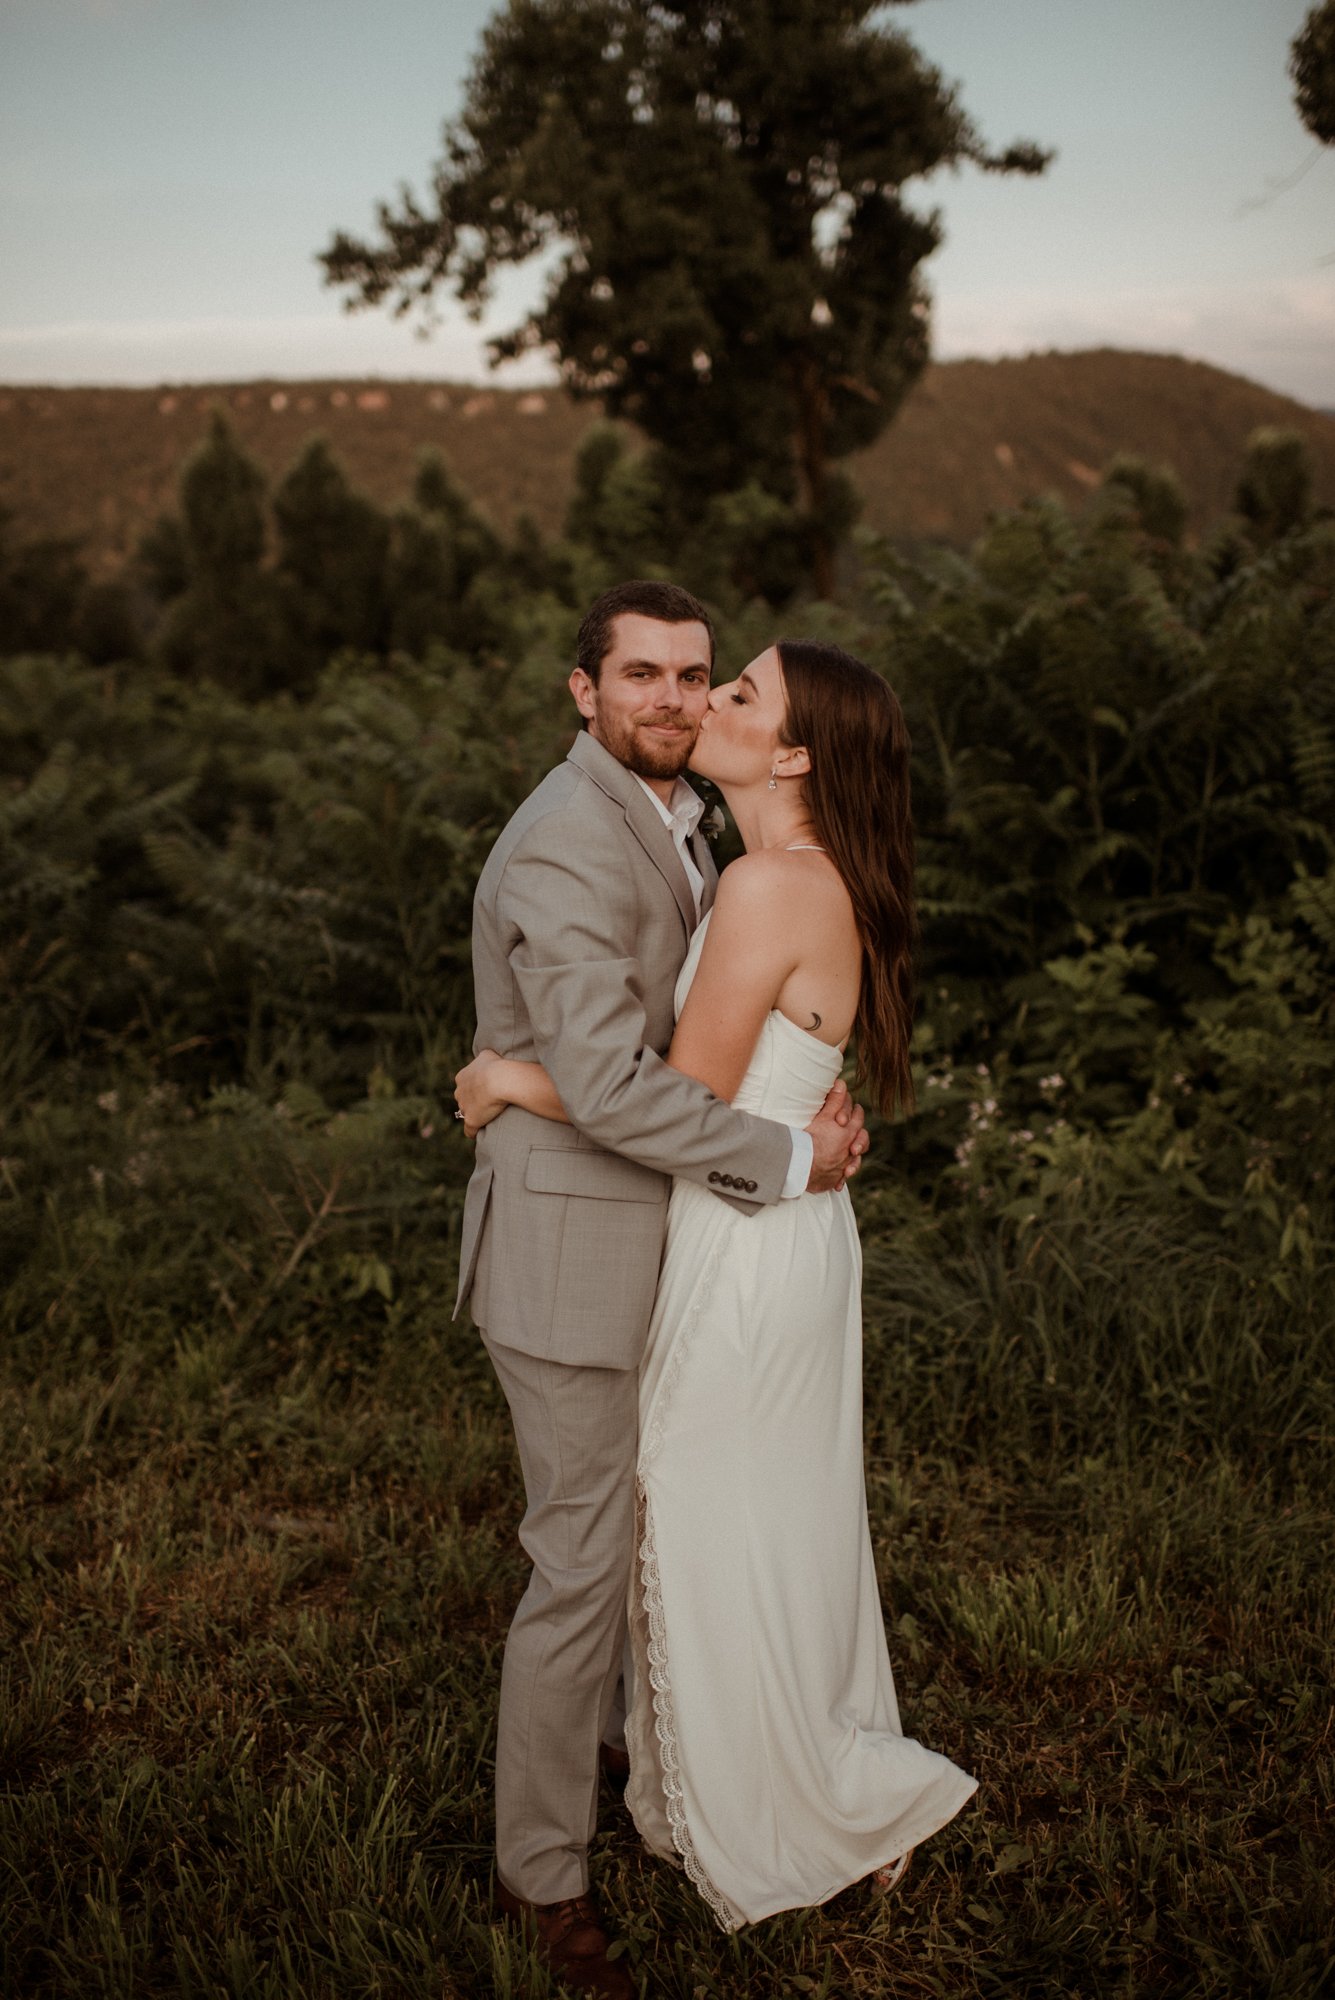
[483,1330,639,1902]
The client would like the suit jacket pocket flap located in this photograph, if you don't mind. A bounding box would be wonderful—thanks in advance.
[524,1147,665,1203]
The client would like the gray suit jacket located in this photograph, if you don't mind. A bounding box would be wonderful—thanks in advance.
[454,731,794,1368]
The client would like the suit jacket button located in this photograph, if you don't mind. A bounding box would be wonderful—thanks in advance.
[708,1171,721,1185]
[721,1173,734,1188]
[745,1179,757,1193]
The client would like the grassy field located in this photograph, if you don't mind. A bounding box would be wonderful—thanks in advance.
[4,349,1335,578]
[4,1090,1332,2000]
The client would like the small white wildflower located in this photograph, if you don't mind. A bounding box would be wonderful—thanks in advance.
[88,1165,106,1189]
[982,1098,998,1115]
[976,1063,990,1077]
[1018,1129,1033,1143]
[123,1152,152,1188]
[1147,1094,1160,1109]
[97,1090,120,1114]
[419,1121,435,1140]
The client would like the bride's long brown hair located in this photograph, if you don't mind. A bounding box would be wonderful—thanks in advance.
[776,640,917,1118]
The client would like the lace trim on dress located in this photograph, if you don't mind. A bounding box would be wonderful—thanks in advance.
[637,1487,741,1932]
[634,1225,742,1932]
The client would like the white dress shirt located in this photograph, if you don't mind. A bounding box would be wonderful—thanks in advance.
[635,776,812,1199]
[635,774,708,921]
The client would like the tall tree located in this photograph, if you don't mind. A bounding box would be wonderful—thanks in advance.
[321,0,1048,595]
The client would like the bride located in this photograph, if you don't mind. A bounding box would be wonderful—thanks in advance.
[454,638,977,1929]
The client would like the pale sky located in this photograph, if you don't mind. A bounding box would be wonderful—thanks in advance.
[2,0,1331,404]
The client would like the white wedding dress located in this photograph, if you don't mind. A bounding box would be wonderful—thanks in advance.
[624,910,978,1931]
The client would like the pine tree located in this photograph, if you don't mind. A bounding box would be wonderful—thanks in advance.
[388,451,509,657]
[1236,428,1314,547]
[273,437,391,677]
[0,508,87,656]
[1099,454,1188,549]
[136,511,190,606]
[155,413,286,699]
[564,425,667,578]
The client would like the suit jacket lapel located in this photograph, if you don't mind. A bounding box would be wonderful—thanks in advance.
[566,732,696,935]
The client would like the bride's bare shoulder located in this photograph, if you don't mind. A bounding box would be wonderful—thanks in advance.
[714,848,794,896]
[715,848,852,919]
[710,850,808,923]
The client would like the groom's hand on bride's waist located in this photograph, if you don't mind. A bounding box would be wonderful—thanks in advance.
[804,1080,869,1193]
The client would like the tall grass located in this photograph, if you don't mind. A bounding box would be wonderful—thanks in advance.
[4,1101,1331,1998]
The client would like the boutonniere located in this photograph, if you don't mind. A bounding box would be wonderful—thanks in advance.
[700,804,727,844]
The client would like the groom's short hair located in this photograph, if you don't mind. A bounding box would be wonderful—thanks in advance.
[576,580,715,685]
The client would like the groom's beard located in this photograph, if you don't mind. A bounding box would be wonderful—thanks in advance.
[592,704,698,782]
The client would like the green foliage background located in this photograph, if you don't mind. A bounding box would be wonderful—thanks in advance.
[2,419,1333,1996]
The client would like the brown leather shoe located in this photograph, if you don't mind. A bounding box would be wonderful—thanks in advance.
[598,1740,631,1794]
[494,1877,634,1999]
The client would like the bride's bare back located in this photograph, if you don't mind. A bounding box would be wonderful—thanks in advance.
[667,847,863,1102]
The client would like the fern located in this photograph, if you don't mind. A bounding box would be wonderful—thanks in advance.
[1290,863,1335,957]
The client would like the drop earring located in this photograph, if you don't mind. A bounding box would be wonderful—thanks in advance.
[768,768,778,791]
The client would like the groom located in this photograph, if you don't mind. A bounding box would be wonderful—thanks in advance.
[454,579,866,1996]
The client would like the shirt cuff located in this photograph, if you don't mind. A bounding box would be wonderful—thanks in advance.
[782,1127,813,1200]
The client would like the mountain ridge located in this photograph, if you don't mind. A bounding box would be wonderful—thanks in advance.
[3,349,1332,579]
